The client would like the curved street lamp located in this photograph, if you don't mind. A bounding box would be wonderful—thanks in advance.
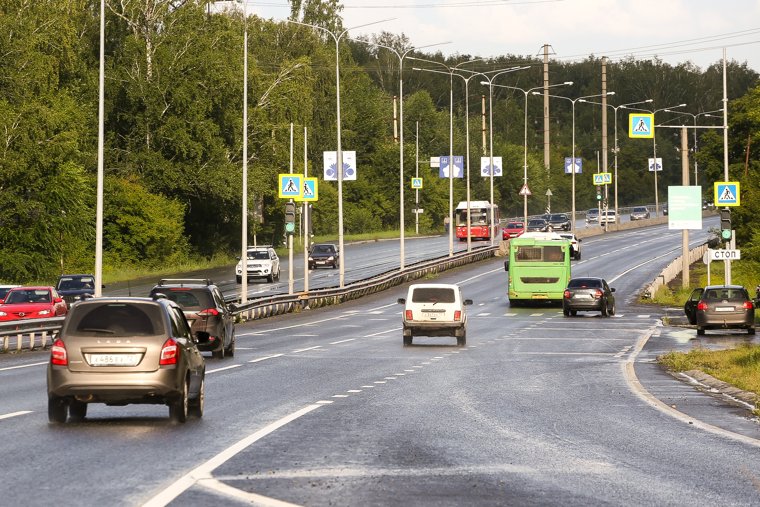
[287,18,393,287]
[538,91,616,233]
[662,108,723,185]
[488,81,573,227]
[410,57,483,257]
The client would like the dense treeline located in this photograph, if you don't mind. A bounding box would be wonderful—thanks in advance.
[1,0,759,283]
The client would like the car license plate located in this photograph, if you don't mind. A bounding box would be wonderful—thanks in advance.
[715,306,735,312]
[86,353,142,367]
[573,293,592,299]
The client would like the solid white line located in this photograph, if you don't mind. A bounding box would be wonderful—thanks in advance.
[0,411,33,421]
[364,327,401,337]
[206,364,242,374]
[0,361,48,372]
[196,478,302,507]
[329,338,355,345]
[142,404,322,507]
[248,354,284,363]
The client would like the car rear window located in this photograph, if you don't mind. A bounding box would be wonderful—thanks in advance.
[152,289,213,310]
[68,302,163,336]
[411,288,456,304]
[703,288,747,301]
[568,278,602,288]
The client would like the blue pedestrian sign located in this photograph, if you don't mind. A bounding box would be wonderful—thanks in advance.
[439,156,464,178]
[411,177,423,189]
[298,177,318,202]
[714,181,740,206]
[629,113,654,139]
[564,157,582,174]
[278,174,302,199]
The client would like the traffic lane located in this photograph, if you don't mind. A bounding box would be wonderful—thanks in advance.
[185,311,759,506]
[635,324,760,441]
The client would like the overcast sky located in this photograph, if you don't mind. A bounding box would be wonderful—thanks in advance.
[241,0,760,72]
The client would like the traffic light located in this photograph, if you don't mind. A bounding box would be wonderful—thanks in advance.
[285,201,296,234]
[720,208,731,241]
[596,186,602,201]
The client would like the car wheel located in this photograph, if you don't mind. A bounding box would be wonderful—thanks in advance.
[457,332,466,347]
[48,396,68,424]
[225,332,236,357]
[236,275,241,284]
[609,303,615,316]
[403,335,412,347]
[696,327,705,336]
[563,307,570,317]
[308,263,314,270]
[570,310,577,316]
[212,340,225,359]
[748,327,756,335]
[267,273,274,283]
[69,400,87,422]
[169,377,189,423]
[275,269,281,282]
[576,252,581,260]
[601,302,609,317]
[189,376,205,419]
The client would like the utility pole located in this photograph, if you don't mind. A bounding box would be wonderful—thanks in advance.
[681,127,690,288]
[542,44,551,172]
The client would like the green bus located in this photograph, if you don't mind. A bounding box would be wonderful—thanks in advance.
[504,234,572,305]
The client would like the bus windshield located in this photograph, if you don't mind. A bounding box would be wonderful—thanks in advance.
[507,238,571,304]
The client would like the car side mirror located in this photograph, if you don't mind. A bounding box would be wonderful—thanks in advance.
[610,288,616,293]
[504,260,509,272]
[463,299,473,306]
[54,297,64,303]
[397,298,406,304]
[229,303,238,312]
[578,239,582,243]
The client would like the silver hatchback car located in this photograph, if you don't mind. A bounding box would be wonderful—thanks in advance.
[47,296,206,423]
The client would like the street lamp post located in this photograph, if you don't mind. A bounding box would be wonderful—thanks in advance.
[350,40,449,270]
[410,57,483,257]
[487,82,572,226]
[662,108,723,185]
[539,91,616,233]
[579,99,653,218]
[288,18,392,287]
[95,0,105,297]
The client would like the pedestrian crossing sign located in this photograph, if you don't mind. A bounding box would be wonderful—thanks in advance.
[714,181,740,206]
[278,174,303,199]
[297,177,318,202]
[629,113,654,139]
[411,177,423,189]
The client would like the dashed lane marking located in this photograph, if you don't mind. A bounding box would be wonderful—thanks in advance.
[0,411,33,421]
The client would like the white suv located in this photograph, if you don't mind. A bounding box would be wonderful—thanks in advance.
[397,283,472,347]
[236,246,280,283]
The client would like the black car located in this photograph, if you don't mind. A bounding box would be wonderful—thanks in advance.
[55,274,99,306]
[547,213,571,231]
[47,295,205,423]
[526,218,549,232]
[684,285,755,335]
[149,279,235,359]
[308,243,339,269]
[563,277,616,317]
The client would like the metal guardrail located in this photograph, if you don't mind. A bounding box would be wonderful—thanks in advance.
[0,246,498,353]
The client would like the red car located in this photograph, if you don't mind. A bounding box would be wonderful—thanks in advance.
[0,286,68,322]
[502,222,525,240]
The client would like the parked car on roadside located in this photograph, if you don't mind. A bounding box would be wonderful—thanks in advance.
[0,286,68,322]
[502,221,525,240]
[56,274,99,306]
[149,279,235,359]
[47,295,206,423]
[547,213,571,231]
[629,206,650,221]
[308,243,339,269]
[235,246,280,283]
[562,277,616,317]
[397,283,472,347]
[684,285,755,336]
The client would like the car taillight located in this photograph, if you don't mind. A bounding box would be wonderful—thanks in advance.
[405,310,413,321]
[454,310,462,321]
[160,338,179,365]
[197,308,220,317]
[563,290,571,299]
[743,301,754,310]
[51,339,68,366]
[697,301,708,311]
[594,289,603,299]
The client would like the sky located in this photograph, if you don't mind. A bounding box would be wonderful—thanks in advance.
[238,0,760,72]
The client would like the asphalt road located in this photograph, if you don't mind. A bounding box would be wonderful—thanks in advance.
[2,218,759,506]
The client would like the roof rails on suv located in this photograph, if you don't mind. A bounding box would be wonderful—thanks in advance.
[156,279,213,287]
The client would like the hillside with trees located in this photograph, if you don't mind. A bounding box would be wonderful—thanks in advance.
[0,0,758,283]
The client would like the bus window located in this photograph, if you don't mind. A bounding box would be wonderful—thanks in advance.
[516,246,542,261]
[543,246,564,262]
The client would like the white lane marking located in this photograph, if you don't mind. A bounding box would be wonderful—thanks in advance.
[364,327,401,337]
[332,394,349,398]
[329,338,355,345]
[292,334,318,337]
[478,313,491,316]
[384,377,397,380]
[292,346,322,353]
[623,327,760,449]
[142,404,323,506]
[316,400,333,405]
[0,361,48,372]
[195,478,301,507]
[206,364,242,374]
[374,381,387,384]
[0,411,33,421]
[248,354,284,363]
[347,390,362,393]
[530,313,544,317]
[361,385,375,388]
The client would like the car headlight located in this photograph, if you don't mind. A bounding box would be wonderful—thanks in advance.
[328,256,334,261]
[0,311,6,317]
[308,256,313,261]
[39,309,52,315]
[236,267,242,274]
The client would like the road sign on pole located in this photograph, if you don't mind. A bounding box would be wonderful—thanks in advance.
[629,113,654,138]
[518,183,531,196]
[714,181,740,206]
